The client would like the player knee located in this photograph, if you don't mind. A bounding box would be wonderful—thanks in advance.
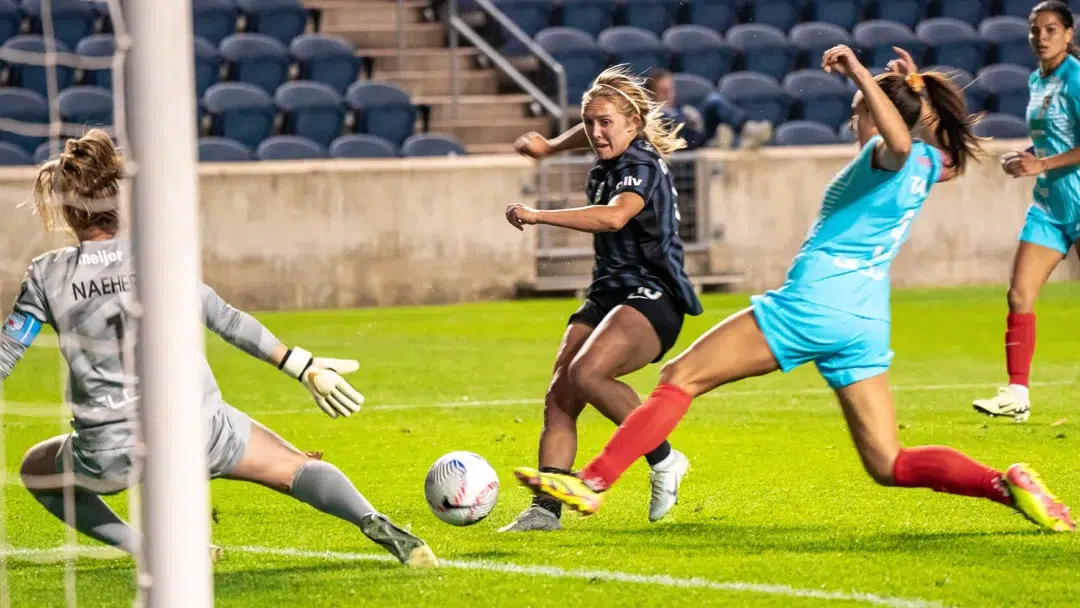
[566,354,605,396]
[1007,285,1037,313]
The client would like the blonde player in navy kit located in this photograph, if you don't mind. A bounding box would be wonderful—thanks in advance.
[1,130,437,566]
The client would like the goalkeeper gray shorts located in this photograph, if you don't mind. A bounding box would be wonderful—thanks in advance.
[54,402,253,495]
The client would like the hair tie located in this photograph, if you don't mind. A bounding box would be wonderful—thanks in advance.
[905,73,926,94]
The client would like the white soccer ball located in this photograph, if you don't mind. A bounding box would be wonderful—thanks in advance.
[424,451,500,526]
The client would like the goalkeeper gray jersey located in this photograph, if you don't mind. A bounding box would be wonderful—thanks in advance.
[2,237,279,453]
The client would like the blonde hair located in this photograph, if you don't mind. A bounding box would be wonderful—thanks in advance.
[582,65,687,159]
[33,129,123,236]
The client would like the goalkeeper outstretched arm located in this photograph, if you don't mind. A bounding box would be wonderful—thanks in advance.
[202,284,365,418]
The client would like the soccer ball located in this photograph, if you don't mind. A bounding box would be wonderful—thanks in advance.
[424,451,500,526]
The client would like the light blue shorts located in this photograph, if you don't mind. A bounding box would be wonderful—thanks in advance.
[1018,202,1080,255]
[750,292,893,389]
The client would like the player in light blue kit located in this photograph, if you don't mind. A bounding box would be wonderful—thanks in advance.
[973,1,1080,423]
[516,46,1075,533]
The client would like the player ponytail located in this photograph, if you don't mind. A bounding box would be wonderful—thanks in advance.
[32,129,123,236]
[583,65,687,159]
[1030,1,1080,59]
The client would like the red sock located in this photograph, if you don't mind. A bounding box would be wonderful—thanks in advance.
[892,446,1010,505]
[579,384,692,490]
[1005,312,1035,387]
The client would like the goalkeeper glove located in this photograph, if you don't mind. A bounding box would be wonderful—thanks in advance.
[279,346,365,418]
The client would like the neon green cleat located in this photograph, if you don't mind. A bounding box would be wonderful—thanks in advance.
[513,467,604,516]
[1004,463,1075,532]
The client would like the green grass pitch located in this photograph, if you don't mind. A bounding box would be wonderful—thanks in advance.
[2,284,1078,607]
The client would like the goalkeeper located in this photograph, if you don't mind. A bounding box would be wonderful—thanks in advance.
[0,130,436,567]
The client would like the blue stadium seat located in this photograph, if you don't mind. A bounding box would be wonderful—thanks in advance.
[719,71,791,125]
[58,85,113,127]
[783,69,851,130]
[76,34,114,90]
[401,133,467,157]
[978,63,1030,117]
[806,0,861,31]
[220,33,291,95]
[0,140,32,165]
[198,136,253,162]
[980,16,1037,70]
[726,24,797,82]
[256,135,326,160]
[597,26,667,75]
[687,0,738,32]
[559,0,616,37]
[663,25,733,83]
[0,88,47,155]
[789,22,853,70]
[973,112,1030,139]
[21,0,96,50]
[289,34,358,94]
[838,120,856,142]
[672,72,715,111]
[999,0,1038,18]
[203,81,277,149]
[925,64,987,113]
[237,0,309,47]
[3,36,75,97]
[194,36,222,98]
[863,0,926,29]
[916,18,990,76]
[621,0,680,37]
[275,80,345,147]
[744,0,805,32]
[536,27,607,102]
[33,141,61,164]
[774,120,840,145]
[329,134,399,158]
[345,81,416,146]
[490,0,554,55]
[193,0,239,46]
[852,20,927,68]
[0,0,20,47]
[927,0,986,26]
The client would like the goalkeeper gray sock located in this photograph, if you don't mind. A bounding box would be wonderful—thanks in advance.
[290,460,376,528]
[31,488,139,554]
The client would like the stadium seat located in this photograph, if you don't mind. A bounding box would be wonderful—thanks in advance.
[927,0,986,26]
[838,119,856,142]
[783,70,852,130]
[597,26,667,76]
[275,80,345,148]
[686,0,738,32]
[237,0,309,47]
[289,34,358,95]
[194,36,223,98]
[621,0,681,37]
[329,134,399,158]
[999,0,1038,18]
[0,0,20,47]
[852,20,927,68]
[33,141,59,164]
[805,0,861,31]
[973,112,1029,139]
[76,34,114,90]
[536,27,607,102]
[925,64,987,113]
[3,36,76,97]
[916,18,990,76]
[559,0,616,37]
[198,136,253,162]
[58,86,113,127]
[220,33,291,96]
[0,140,32,165]
[21,0,96,50]
[789,22,853,70]
[672,73,715,111]
[256,135,326,160]
[744,0,805,32]
[978,63,1030,117]
[345,81,416,147]
[203,81,277,150]
[719,71,792,125]
[663,25,733,83]
[193,0,239,46]
[726,24,797,82]
[0,88,47,155]
[863,0,926,29]
[774,120,840,145]
[980,16,1037,70]
[490,0,554,55]
[401,133,467,157]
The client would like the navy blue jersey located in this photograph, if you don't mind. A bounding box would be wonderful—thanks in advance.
[584,138,703,316]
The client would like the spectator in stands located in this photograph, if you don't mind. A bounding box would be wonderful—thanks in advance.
[645,67,772,149]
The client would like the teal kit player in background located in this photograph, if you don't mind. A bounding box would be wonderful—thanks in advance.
[974,1,1080,422]
[516,46,1076,533]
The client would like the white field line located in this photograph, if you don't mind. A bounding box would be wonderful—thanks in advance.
[0,544,952,608]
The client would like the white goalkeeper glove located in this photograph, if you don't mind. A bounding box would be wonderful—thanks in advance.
[278,346,365,418]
